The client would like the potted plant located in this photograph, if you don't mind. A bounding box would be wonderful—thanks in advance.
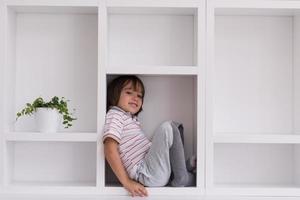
[16,96,76,132]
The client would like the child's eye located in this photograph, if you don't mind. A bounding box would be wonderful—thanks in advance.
[126,91,132,95]
[137,95,143,99]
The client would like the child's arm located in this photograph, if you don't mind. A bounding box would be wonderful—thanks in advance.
[104,138,148,197]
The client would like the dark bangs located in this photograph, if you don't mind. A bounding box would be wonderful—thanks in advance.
[123,79,145,97]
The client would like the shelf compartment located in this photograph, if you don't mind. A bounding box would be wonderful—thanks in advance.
[5,141,97,187]
[214,144,300,188]
[4,5,98,133]
[5,132,97,142]
[107,7,198,67]
[105,75,198,187]
[213,7,300,135]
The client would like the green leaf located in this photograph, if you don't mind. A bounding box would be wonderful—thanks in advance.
[16,96,76,128]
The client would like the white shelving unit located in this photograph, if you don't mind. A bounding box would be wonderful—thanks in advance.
[206,0,300,196]
[0,0,206,197]
[3,0,300,197]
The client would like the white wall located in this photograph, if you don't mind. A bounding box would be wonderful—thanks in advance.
[139,75,196,158]
[214,15,293,134]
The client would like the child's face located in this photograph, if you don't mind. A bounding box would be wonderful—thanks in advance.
[117,82,143,115]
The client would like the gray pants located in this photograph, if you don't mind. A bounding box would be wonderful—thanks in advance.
[136,121,173,186]
[136,121,195,187]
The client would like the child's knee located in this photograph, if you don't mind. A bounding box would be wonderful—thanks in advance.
[159,121,173,147]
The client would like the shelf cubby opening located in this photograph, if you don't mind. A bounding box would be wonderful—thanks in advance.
[5,5,98,133]
[213,7,300,136]
[214,143,300,188]
[5,141,97,187]
[107,7,198,67]
[105,75,198,187]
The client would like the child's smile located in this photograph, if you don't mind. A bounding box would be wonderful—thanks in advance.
[129,102,138,108]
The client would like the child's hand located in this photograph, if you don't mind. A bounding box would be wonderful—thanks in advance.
[123,179,148,197]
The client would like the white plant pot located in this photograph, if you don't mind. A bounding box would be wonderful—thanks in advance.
[35,108,60,133]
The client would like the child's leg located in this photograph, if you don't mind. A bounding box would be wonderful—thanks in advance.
[172,121,184,145]
[136,121,173,187]
[169,121,195,187]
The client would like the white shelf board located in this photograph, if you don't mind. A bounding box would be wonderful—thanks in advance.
[106,0,201,8]
[106,66,198,75]
[103,186,203,195]
[5,132,97,142]
[207,183,300,196]
[214,0,300,16]
[214,0,300,9]
[7,6,98,14]
[4,0,98,7]
[0,195,208,200]
[10,180,96,187]
[108,7,197,15]
[214,183,299,188]
[213,134,300,144]
[3,183,99,195]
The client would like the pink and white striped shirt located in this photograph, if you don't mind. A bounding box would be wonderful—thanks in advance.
[103,106,152,179]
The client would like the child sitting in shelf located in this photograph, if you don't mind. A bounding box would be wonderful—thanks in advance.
[102,75,196,197]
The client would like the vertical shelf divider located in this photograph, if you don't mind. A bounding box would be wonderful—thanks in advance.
[196,0,206,192]
[97,0,107,192]
[205,0,215,189]
[0,0,5,189]
[3,3,17,188]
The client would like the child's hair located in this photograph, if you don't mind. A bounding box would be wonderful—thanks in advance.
[107,75,145,116]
